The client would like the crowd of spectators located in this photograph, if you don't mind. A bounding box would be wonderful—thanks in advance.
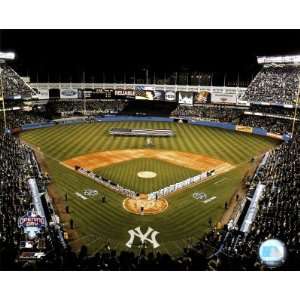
[248,104,300,118]
[2,97,299,135]
[169,103,299,134]
[2,105,297,136]
[171,105,245,122]
[0,110,50,131]
[0,134,59,269]
[242,65,300,105]
[210,136,300,270]
[238,115,298,134]
[0,65,36,100]
[0,134,32,267]
[50,99,127,115]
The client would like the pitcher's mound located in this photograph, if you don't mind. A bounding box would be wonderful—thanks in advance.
[137,171,157,179]
[123,194,168,215]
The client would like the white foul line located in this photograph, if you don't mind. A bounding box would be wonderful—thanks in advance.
[213,178,227,185]
[203,196,217,204]
[75,192,88,200]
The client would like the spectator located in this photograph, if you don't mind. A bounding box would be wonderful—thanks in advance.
[242,64,300,105]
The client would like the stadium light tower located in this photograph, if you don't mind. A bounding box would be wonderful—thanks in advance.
[0,51,16,132]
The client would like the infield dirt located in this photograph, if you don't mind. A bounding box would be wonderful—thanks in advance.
[62,149,233,173]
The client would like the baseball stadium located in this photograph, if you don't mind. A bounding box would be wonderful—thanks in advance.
[0,32,299,271]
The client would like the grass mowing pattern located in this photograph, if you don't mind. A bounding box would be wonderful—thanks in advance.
[20,122,280,255]
[21,121,279,163]
[94,158,200,194]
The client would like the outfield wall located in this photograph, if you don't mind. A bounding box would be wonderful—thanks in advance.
[189,119,236,131]
[21,122,55,131]
[18,115,289,141]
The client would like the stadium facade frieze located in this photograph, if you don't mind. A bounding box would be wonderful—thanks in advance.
[29,82,247,94]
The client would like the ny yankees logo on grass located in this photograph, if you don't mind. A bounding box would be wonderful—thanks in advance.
[126,226,160,249]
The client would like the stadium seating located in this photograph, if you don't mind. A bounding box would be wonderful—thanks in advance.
[238,115,297,134]
[242,65,300,105]
[0,134,65,270]
[50,99,127,115]
[210,136,300,270]
[171,105,245,122]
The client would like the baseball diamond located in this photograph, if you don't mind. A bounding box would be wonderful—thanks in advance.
[20,121,279,255]
[2,30,300,274]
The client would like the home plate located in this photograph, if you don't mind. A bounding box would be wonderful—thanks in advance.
[203,196,216,203]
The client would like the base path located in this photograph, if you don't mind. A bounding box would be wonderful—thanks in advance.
[63,149,233,173]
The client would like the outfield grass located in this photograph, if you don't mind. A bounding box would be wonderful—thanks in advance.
[94,158,199,193]
[20,122,280,256]
[21,121,278,163]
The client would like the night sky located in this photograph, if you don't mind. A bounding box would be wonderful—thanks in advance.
[0,29,300,84]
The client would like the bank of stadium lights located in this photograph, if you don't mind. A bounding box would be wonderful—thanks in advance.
[257,55,300,65]
[0,51,15,62]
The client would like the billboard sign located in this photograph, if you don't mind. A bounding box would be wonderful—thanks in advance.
[153,90,165,101]
[77,89,84,99]
[177,91,193,106]
[165,91,176,101]
[135,86,155,100]
[235,125,253,133]
[84,89,95,99]
[77,88,94,99]
[194,91,211,104]
[114,89,135,99]
[36,89,49,100]
[267,132,284,140]
[60,88,78,99]
[211,93,237,104]
[18,210,46,240]
[94,88,115,99]
[6,95,22,100]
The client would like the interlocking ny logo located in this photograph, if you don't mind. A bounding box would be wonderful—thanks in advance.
[126,226,160,249]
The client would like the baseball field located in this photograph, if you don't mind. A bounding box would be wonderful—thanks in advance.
[20,121,280,256]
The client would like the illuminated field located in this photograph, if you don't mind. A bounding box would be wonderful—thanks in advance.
[20,121,279,255]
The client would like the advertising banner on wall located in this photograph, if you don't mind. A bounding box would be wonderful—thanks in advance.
[235,125,253,133]
[60,88,78,99]
[177,91,193,106]
[114,89,135,99]
[236,99,250,106]
[193,91,211,104]
[153,90,165,101]
[36,89,49,100]
[94,88,115,99]
[77,89,84,98]
[164,91,176,101]
[135,86,155,100]
[82,89,95,99]
[267,132,284,140]
[211,93,237,104]
[18,210,46,240]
